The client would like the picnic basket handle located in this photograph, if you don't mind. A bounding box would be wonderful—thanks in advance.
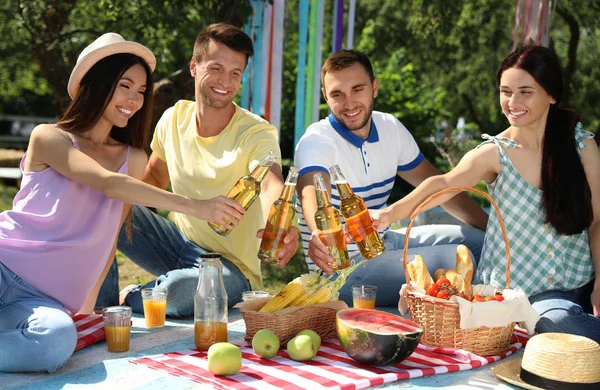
[401,186,511,289]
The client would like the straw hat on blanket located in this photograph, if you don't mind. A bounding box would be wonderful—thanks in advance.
[67,32,156,98]
[493,332,600,389]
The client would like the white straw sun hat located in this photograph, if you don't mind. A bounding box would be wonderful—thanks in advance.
[493,332,600,389]
[67,32,156,99]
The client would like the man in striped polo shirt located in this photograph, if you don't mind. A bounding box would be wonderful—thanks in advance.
[295,50,488,306]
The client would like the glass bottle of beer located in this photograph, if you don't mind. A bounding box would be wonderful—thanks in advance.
[258,166,299,263]
[329,164,385,259]
[208,150,277,236]
[313,172,350,270]
[194,253,228,350]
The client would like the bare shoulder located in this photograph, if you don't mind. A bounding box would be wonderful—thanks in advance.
[463,142,500,165]
[581,137,600,167]
[581,136,599,153]
[454,142,501,183]
[128,147,149,171]
[30,124,72,145]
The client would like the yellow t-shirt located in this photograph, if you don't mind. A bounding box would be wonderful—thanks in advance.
[151,100,281,288]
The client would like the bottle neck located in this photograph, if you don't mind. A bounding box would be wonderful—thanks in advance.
[250,164,273,183]
[280,183,296,202]
[199,258,223,276]
[335,181,354,200]
[316,188,332,208]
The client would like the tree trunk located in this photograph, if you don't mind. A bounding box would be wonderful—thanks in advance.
[26,0,78,115]
[151,66,196,130]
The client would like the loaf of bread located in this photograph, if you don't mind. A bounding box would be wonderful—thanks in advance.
[407,255,434,290]
[455,245,474,295]
[433,268,446,282]
[445,269,465,293]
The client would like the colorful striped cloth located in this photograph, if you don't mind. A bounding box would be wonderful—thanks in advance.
[73,313,105,351]
[131,329,530,389]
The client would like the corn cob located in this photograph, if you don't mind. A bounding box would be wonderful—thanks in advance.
[259,277,304,312]
[297,285,332,306]
[298,259,366,306]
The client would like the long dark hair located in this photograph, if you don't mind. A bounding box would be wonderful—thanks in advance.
[497,46,592,235]
[58,53,154,152]
[57,53,155,238]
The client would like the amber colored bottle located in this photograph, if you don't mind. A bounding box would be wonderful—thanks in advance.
[208,151,277,236]
[329,165,385,259]
[258,167,299,263]
[313,172,350,270]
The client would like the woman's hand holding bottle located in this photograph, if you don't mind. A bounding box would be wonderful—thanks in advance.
[193,196,246,228]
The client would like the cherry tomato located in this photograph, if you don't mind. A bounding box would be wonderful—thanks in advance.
[495,295,505,302]
[427,283,440,297]
[485,296,497,301]
[437,277,451,287]
[472,294,484,303]
[458,292,470,300]
[436,289,450,300]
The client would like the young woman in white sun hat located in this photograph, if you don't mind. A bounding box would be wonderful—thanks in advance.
[0,33,244,373]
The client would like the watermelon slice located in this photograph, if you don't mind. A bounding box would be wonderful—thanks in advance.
[336,309,423,366]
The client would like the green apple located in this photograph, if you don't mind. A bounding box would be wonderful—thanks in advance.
[287,334,316,361]
[252,329,280,358]
[207,342,242,375]
[297,329,321,351]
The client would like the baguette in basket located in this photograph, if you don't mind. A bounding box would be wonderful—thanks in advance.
[399,187,535,356]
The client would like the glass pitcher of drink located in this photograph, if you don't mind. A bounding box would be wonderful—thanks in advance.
[258,166,299,263]
[194,253,228,350]
[208,150,277,236]
[313,172,350,270]
[329,165,385,259]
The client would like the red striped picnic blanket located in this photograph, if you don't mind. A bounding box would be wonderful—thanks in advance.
[131,329,530,389]
[73,314,105,351]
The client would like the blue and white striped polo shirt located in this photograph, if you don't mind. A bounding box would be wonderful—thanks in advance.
[294,111,424,271]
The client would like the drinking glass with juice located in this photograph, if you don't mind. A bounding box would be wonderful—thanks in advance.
[141,287,167,328]
[102,306,132,352]
[352,285,377,309]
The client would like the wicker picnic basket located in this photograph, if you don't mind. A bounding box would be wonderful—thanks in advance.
[402,186,515,356]
[241,304,339,345]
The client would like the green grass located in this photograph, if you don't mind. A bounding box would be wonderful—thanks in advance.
[0,182,17,210]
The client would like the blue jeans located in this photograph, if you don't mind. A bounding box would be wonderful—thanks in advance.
[529,280,600,343]
[338,225,485,306]
[97,206,251,318]
[0,262,77,373]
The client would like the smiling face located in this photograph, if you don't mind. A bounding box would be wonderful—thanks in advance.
[322,62,378,137]
[102,63,147,128]
[190,40,246,110]
[499,67,555,130]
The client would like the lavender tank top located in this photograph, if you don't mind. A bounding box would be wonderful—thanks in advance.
[0,131,128,313]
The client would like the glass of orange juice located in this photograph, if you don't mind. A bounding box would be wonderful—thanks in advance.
[352,285,377,309]
[141,287,167,328]
[102,306,132,352]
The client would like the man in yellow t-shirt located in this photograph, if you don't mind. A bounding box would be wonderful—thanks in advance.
[97,23,299,318]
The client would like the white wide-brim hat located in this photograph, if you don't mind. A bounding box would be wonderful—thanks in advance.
[67,32,156,99]
[493,332,600,389]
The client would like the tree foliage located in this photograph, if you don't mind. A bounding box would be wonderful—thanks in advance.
[0,0,253,118]
[1,0,599,170]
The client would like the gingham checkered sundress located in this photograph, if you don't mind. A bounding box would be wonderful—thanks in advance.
[474,124,594,297]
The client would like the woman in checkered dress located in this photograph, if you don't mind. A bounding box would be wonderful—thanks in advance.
[374,45,600,343]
